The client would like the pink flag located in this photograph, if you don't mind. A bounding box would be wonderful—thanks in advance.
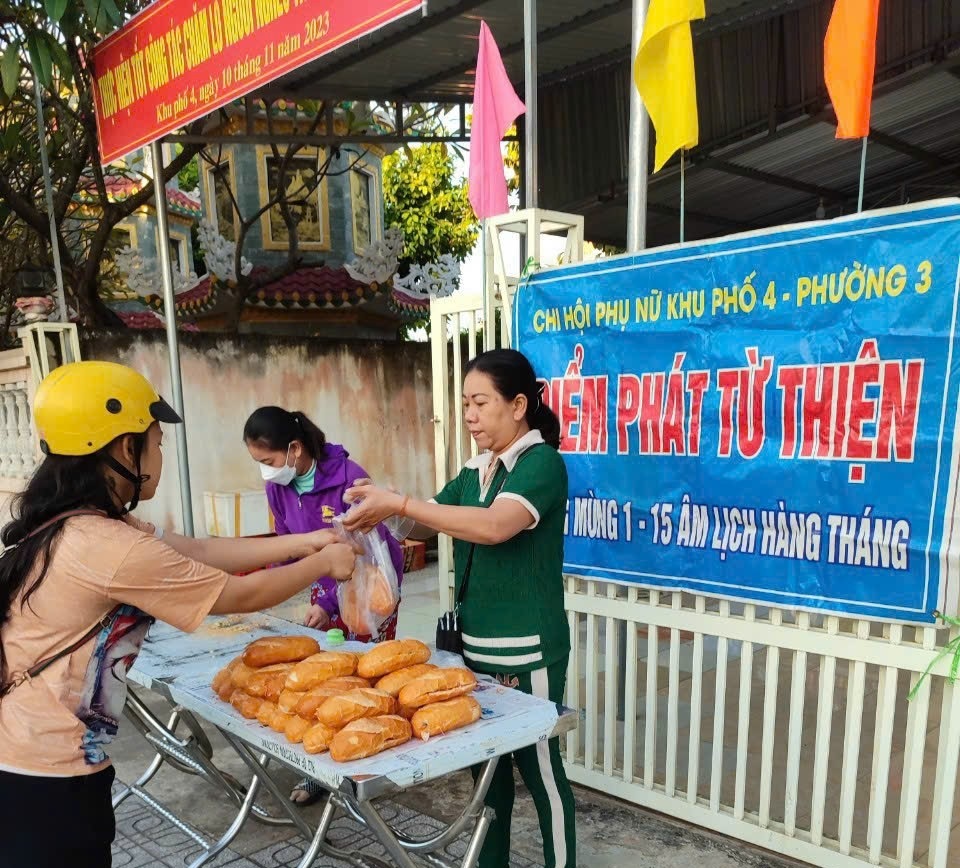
[469,21,526,221]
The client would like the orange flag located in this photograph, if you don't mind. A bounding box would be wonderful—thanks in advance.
[824,0,881,139]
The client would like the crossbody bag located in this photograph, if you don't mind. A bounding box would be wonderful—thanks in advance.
[1,509,122,697]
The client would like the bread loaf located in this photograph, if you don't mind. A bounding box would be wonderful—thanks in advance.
[294,683,354,718]
[229,660,257,689]
[329,715,412,762]
[375,664,438,697]
[357,639,431,679]
[246,664,293,701]
[243,635,321,668]
[398,668,477,710]
[302,721,338,755]
[284,715,313,744]
[256,700,278,727]
[411,696,482,740]
[316,688,397,728]
[284,652,358,691]
[368,566,398,617]
[278,689,304,713]
[229,690,261,720]
[268,708,296,733]
[212,656,242,700]
[338,578,378,636]
[325,675,370,690]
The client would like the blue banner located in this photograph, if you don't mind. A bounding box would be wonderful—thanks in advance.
[514,201,960,623]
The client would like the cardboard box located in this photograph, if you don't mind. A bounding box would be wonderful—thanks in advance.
[203,490,275,538]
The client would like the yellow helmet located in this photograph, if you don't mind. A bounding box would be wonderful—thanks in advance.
[33,361,182,456]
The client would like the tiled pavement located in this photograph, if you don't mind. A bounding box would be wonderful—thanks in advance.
[111,779,537,868]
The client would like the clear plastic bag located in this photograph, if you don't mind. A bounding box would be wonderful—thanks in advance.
[332,512,401,636]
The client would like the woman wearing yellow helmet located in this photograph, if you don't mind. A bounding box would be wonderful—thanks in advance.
[0,361,358,868]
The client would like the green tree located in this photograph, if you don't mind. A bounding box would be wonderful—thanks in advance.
[384,143,478,267]
[0,0,203,326]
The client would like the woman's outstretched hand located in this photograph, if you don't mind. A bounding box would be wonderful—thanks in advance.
[341,484,404,532]
[318,542,359,581]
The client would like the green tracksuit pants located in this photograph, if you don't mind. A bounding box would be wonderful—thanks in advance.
[472,658,576,868]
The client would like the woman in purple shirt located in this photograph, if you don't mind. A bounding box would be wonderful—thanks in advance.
[243,406,404,804]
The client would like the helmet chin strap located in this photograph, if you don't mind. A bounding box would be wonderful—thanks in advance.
[103,435,149,514]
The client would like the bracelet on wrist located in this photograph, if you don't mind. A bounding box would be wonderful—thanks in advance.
[399,494,410,517]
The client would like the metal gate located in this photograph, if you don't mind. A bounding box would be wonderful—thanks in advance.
[430,270,960,868]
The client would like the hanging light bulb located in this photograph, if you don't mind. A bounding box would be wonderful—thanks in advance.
[815,198,826,220]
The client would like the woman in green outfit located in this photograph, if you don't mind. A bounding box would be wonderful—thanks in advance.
[344,348,576,868]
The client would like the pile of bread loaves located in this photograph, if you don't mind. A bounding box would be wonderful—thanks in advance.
[211,636,481,762]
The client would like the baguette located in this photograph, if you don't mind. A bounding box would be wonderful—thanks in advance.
[268,708,296,733]
[212,656,242,700]
[229,690,261,720]
[325,675,370,690]
[284,652,358,691]
[398,668,477,710]
[368,566,398,617]
[229,660,258,689]
[316,688,397,728]
[375,664,438,697]
[243,635,321,668]
[329,715,412,762]
[284,715,313,744]
[256,700,278,727]
[246,664,294,701]
[357,639,431,679]
[411,696,482,741]
[302,721,339,755]
[278,689,304,713]
[294,683,355,719]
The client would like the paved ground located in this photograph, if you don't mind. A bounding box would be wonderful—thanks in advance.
[109,561,803,868]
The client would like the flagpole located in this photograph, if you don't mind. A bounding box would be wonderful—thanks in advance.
[626,0,650,252]
[680,151,686,244]
[857,136,868,213]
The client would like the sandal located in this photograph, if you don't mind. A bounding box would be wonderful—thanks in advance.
[289,778,324,806]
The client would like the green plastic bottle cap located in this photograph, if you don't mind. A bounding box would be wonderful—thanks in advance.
[326,629,345,645]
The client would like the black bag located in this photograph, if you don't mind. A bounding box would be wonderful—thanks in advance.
[435,470,511,656]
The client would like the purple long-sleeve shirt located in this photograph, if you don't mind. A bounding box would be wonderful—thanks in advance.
[265,444,404,617]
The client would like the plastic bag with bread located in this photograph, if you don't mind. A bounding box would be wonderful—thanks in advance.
[331,512,401,636]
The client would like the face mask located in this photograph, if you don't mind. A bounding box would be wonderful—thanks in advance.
[259,446,296,486]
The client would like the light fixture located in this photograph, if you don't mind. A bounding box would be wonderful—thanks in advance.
[815,198,826,220]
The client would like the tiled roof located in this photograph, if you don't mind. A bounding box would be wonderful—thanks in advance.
[76,176,202,218]
[245,265,385,309]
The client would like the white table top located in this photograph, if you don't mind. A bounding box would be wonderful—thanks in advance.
[130,613,576,800]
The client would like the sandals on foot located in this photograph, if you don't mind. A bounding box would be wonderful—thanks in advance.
[289,778,324,806]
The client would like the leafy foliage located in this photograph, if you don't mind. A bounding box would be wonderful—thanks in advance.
[383,143,478,267]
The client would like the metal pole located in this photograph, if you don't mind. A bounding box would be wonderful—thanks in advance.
[30,69,68,323]
[857,137,868,213]
[626,0,650,251]
[680,152,686,244]
[523,0,538,209]
[150,141,195,535]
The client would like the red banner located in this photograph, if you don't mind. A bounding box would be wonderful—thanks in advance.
[91,0,423,164]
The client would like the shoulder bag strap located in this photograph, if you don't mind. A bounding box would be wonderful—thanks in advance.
[2,508,116,696]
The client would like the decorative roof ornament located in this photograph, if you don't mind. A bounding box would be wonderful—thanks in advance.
[345,228,404,285]
[197,220,253,284]
[115,246,198,297]
[392,254,460,300]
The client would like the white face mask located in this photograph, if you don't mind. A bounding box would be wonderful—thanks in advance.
[259,445,297,486]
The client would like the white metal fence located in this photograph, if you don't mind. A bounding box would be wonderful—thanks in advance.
[430,290,960,868]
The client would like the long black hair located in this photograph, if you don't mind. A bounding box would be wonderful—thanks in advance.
[0,451,128,696]
[243,407,327,460]
[465,349,561,449]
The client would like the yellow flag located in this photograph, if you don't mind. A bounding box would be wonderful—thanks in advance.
[633,0,705,172]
